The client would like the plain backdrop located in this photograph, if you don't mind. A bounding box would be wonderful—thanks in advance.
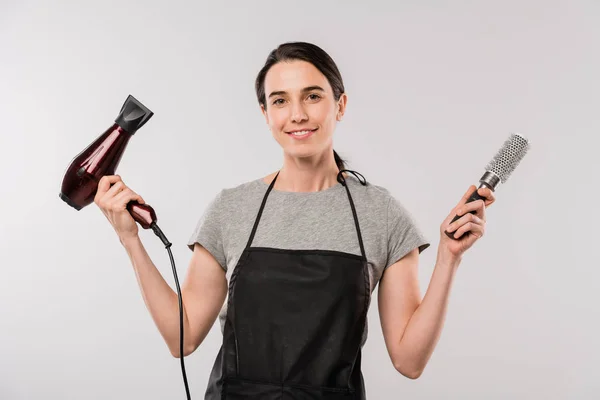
[1,0,599,399]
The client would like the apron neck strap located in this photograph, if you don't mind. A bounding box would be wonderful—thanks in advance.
[246,171,280,248]
[337,169,367,260]
[247,170,368,261]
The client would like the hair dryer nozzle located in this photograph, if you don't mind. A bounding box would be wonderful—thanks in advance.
[115,94,154,135]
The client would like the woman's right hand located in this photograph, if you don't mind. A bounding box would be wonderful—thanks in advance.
[94,175,146,242]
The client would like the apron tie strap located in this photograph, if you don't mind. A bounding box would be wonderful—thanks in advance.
[337,169,367,186]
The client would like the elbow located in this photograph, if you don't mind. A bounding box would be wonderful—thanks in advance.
[404,368,424,380]
[170,349,192,358]
[170,350,183,358]
[393,360,424,380]
[170,348,184,358]
[170,343,196,358]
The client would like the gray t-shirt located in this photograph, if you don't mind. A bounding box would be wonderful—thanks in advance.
[187,174,431,347]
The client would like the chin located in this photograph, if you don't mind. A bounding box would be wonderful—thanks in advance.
[285,145,329,160]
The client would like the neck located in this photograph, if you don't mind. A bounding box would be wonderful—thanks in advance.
[272,150,342,192]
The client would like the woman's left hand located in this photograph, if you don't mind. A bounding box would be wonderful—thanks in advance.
[439,185,496,259]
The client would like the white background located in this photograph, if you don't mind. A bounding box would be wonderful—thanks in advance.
[1,0,599,399]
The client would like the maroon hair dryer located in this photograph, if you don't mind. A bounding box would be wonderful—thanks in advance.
[58,94,192,399]
[59,94,165,238]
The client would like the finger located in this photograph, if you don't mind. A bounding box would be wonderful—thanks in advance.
[117,187,144,205]
[103,180,126,201]
[457,185,477,208]
[451,216,485,239]
[454,222,484,240]
[125,189,144,204]
[96,175,122,197]
[456,199,486,220]
[446,212,482,234]
[477,187,496,207]
[443,185,475,224]
[120,186,145,204]
[109,188,143,210]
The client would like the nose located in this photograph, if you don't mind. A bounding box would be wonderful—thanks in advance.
[290,101,308,123]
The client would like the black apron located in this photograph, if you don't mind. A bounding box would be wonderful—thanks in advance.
[205,169,370,399]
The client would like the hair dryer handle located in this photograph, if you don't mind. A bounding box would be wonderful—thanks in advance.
[127,201,157,229]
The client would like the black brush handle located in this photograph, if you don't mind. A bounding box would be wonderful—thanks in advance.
[445,188,486,240]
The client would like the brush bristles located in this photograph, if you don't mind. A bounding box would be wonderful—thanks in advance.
[485,133,530,183]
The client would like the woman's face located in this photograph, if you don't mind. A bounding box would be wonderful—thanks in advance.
[261,60,346,162]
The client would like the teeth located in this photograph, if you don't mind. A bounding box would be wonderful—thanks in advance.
[291,130,312,136]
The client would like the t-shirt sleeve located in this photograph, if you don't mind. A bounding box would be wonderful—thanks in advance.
[385,196,431,270]
[187,190,227,271]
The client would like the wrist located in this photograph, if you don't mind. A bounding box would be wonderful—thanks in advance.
[119,234,140,248]
[437,247,462,269]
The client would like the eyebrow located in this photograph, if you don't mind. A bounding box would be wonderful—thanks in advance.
[267,85,325,99]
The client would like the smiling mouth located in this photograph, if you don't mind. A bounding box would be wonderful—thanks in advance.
[286,128,318,136]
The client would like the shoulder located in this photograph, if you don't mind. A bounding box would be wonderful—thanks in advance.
[346,174,420,228]
[214,176,266,209]
[346,174,398,208]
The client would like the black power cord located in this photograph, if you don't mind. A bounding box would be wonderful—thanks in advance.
[150,222,192,400]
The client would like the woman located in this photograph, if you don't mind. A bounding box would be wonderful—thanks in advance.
[95,42,496,399]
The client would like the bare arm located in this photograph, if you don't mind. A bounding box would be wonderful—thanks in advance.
[378,185,496,378]
[121,237,227,358]
[378,247,461,379]
[94,175,228,358]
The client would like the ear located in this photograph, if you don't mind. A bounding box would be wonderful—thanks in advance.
[336,93,348,121]
[260,104,269,124]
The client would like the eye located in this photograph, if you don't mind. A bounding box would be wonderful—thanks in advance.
[272,98,285,106]
[307,93,321,101]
